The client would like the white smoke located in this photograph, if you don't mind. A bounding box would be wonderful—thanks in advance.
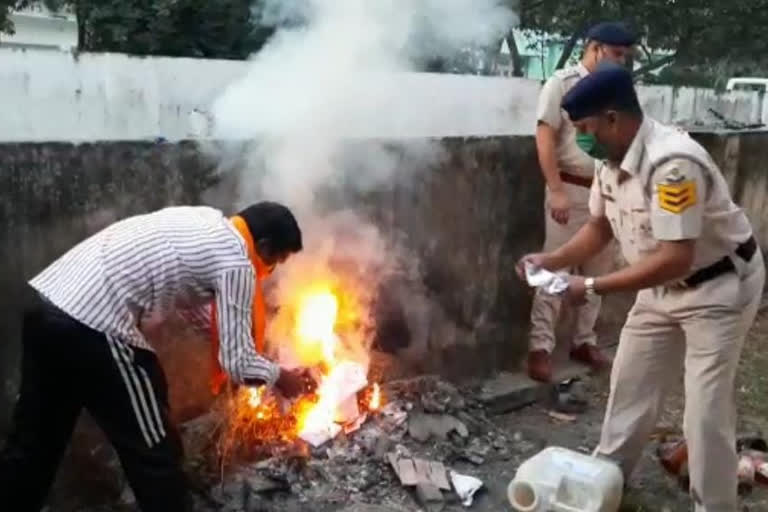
[207,0,516,368]
[210,0,516,208]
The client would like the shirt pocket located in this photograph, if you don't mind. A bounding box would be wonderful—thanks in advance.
[603,198,620,239]
[627,193,658,255]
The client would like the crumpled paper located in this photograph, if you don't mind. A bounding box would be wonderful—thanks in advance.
[298,361,368,447]
[300,423,342,447]
[525,262,569,294]
[450,471,484,507]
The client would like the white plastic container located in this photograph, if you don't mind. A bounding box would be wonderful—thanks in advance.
[507,446,624,512]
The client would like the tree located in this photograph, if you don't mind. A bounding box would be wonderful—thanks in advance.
[0,1,39,36]
[0,2,14,34]
[517,0,768,84]
[5,0,276,59]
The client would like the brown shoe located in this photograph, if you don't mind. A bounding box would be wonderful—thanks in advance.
[528,350,553,382]
[570,343,610,371]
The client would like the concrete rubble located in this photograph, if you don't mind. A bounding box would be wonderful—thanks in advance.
[45,347,768,511]
[185,375,559,511]
[46,371,598,511]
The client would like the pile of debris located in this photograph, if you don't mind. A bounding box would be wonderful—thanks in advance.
[183,375,561,512]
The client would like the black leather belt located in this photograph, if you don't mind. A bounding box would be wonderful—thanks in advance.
[560,171,593,189]
[681,236,757,288]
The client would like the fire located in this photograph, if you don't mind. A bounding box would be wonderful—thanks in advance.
[291,287,344,437]
[297,365,343,437]
[292,288,367,442]
[295,289,339,365]
[248,386,264,408]
[220,280,383,456]
[369,383,381,410]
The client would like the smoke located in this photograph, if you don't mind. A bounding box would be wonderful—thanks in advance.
[207,0,516,369]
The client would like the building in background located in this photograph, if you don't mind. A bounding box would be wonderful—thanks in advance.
[495,29,672,81]
[1,3,76,51]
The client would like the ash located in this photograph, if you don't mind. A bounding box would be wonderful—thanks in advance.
[183,376,515,512]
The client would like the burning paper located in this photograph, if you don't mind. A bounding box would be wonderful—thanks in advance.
[524,262,569,295]
[300,422,342,447]
[299,361,368,447]
[219,279,386,455]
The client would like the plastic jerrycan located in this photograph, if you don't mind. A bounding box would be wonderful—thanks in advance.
[507,446,624,512]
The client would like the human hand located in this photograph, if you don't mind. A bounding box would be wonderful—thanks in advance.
[275,368,317,399]
[564,275,587,305]
[515,252,556,281]
[549,188,571,225]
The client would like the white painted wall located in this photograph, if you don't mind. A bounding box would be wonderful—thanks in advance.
[0,47,764,142]
[0,48,247,141]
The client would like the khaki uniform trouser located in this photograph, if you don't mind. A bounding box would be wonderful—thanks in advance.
[529,184,615,352]
[596,248,765,512]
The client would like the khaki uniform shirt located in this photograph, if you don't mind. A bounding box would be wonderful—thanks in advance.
[588,116,753,272]
[536,63,596,178]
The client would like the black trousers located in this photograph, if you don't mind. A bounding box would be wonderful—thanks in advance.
[0,294,190,511]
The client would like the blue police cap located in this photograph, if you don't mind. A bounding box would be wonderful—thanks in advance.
[561,62,639,122]
[586,22,636,46]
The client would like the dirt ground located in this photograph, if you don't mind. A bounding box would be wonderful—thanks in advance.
[472,303,768,512]
[201,302,768,512]
[238,303,768,512]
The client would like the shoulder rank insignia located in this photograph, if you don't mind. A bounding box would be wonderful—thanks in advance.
[657,170,697,213]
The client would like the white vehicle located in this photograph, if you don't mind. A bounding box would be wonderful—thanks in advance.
[726,77,768,93]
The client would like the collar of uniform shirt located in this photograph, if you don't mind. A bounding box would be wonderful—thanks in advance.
[577,62,589,78]
[618,115,652,175]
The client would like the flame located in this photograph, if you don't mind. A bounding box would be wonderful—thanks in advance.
[369,383,381,410]
[295,289,339,365]
[298,365,343,435]
[224,281,380,453]
[293,288,351,437]
[248,386,264,408]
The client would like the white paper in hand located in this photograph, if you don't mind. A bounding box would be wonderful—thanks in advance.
[525,261,569,295]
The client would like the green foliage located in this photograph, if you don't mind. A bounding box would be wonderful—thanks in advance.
[2,0,275,59]
[518,0,768,85]
[0,1,33,35]
[78,0,273,58]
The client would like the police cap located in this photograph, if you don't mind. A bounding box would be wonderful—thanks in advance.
[561,62,640,122]
[586,21,636,46]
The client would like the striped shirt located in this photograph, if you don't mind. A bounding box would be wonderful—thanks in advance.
[30,205,280,386]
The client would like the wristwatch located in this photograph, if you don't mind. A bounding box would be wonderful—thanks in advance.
[584,277,597,297]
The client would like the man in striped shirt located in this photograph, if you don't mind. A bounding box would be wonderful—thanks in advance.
[0,202,308,511]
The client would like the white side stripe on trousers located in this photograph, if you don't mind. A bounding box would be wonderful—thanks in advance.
[107,336,166,447]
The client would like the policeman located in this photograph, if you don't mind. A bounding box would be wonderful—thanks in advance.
[528,21,636,381]
[518,63,765,511]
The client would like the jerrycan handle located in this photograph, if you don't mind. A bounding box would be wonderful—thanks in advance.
[551,473,596,512]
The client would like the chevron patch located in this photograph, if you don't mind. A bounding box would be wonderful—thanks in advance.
[657,180,697,213]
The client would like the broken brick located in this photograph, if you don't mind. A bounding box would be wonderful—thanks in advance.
[479,372,545,414]
[415,482,445,511]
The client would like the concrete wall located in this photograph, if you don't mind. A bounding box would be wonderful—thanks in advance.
[0,49,248,141]
[3,131,768,433]
[0,137,544,437]
[0,140,219,431]
[694,131,768,251]
[0,47,765,142]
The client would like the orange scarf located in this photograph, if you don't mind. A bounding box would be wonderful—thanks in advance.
[209,215,270,394]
